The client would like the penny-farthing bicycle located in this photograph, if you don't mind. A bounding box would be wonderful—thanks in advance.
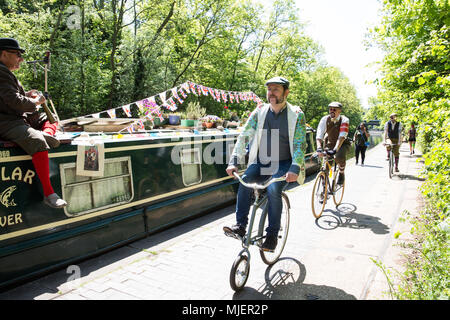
[225,172,290,291]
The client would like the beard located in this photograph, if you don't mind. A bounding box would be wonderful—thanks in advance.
[268,95,285,105]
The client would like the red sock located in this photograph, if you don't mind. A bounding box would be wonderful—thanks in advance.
[42,121,58,135]
[32,150,54,197]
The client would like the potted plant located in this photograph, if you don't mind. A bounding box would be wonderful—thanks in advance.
[168,112,181,125]
[178,111,192,127]
[185,101,206,127]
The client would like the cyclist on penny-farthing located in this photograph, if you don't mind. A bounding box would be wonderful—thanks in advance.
[315,102,351,185]
[223,76,307,252]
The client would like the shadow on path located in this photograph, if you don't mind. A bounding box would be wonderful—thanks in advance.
[232,258,356,300]
[314,203,390,234]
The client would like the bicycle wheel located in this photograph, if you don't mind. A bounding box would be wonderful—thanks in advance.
[229,253,250,291]
[332,171,345,206]
[389,151,394,178]
[258,193,290,265]
[311,171,328,218]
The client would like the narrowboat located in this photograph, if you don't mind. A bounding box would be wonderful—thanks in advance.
[0,121,319,290]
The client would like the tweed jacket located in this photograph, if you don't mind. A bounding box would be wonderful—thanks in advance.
[0,62,37,130]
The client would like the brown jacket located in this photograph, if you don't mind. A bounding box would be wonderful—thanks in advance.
[0,62,44,132]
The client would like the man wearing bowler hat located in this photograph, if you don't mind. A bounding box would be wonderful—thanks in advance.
[0,37,67,208]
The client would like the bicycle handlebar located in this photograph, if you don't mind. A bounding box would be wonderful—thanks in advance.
[313,149,335,158]
[232,171,286,190]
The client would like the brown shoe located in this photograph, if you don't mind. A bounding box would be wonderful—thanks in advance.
[42,132,60,148]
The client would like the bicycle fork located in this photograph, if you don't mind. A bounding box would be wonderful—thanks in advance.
[239,193,266,262]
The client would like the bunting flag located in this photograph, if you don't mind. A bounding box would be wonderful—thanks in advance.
[165,97,177,111]
[220,90,228,103]
[172,87,184,104]
[178,87,187,99]
[85,79,264,134]
[228,92,234,104]
[107,109,116,119]
[201,85,209,96]
[159,91,167,104]
[208,87,216,100]
[181,82,190,95]
[214,89,221,102]
[188,81,198,96]
[122,104,132,117]
[136,101,144,113]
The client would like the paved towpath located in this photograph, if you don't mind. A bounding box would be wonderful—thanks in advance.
[0,139,424,300]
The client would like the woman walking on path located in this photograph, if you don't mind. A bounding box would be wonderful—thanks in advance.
[353,122,370,166]
[408,123,417,155]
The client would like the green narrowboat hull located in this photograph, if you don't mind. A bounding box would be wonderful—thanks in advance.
[0,128,319,290]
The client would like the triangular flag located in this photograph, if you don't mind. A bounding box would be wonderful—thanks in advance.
[159,91,167,104]
[122,104,132,117]
[107,109,116,119]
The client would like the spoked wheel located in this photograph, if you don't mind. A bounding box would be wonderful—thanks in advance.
[258,193,290,265]
[332,172,345,206]
[389,152,394,179]
[229,253,250,291]
[312,171,328,218]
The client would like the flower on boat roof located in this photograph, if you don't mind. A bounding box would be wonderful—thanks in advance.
[200,115,222,122]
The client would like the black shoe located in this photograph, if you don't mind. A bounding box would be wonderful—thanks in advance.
[261,234,278,252]
[223,224,246,239]
[337,173,345,185]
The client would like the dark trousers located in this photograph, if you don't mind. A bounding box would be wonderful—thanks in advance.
[355,145,367,164]
[236,160,290,236]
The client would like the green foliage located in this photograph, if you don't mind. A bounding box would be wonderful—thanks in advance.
[370,0,449,299]
[0,0,363,126]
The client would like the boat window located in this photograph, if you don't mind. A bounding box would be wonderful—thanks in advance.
[60,156,133,217]
[180,148,202,186]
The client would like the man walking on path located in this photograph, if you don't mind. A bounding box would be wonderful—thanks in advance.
[384,113,402,172]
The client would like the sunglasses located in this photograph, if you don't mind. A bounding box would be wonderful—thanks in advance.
[6,50,23,58]
[329,108,339,112]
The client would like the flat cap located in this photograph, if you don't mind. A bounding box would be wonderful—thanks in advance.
[265,76,290,88]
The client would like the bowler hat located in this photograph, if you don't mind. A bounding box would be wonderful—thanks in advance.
[0,38,25,53]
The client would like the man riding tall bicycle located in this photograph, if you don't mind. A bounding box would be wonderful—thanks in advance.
[223,76,307,252]
[315,102,351,185]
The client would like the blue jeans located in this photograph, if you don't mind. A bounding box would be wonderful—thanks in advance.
[235,160,290,236]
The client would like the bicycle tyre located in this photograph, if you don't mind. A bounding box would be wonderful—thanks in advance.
[312,171,328,218]
[258,193,290,265]
[332,171,345,206]
[389,151,394,179]
[229,253,250,291]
